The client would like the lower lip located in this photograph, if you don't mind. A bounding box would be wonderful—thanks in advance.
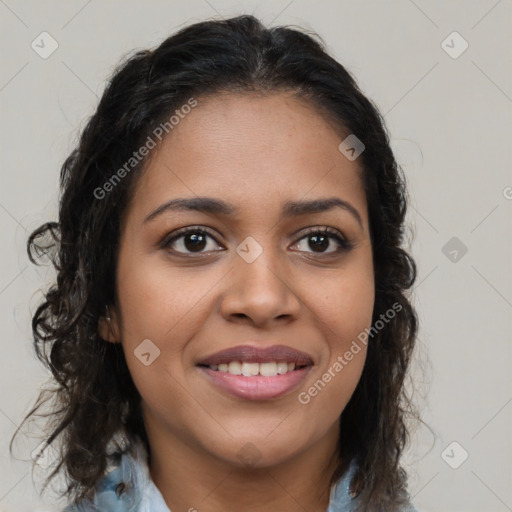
[199,366,311,401]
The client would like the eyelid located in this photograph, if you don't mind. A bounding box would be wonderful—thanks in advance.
[295,225,346,240]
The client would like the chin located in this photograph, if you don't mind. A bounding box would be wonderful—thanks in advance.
[210,437,306,470]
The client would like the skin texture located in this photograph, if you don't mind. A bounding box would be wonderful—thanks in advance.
[101,92,375,511]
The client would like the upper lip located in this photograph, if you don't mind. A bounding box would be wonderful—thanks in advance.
[197,345,314,367]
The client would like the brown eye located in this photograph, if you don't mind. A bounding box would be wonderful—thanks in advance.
[292,227,352,255]
[306,233,331,252]
[182,232,207,252]
[162,227,224,255]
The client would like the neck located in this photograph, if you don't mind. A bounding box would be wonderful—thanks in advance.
[146,419,340,512]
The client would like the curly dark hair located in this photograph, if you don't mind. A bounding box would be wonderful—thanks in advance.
[11,14,420,511]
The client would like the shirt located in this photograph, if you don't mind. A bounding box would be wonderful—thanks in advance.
[62,437,418,512]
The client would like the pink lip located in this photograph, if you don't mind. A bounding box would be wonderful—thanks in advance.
[199,366,312,401]
[197,344,314,366]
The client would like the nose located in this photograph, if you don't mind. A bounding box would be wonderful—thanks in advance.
[220,249,301,328]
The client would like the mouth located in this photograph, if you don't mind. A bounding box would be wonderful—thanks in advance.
[196,345,314,400]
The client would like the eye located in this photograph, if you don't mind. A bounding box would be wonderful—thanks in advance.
[291,227,353,255]
[161,226,353,257]
[161,226,224,255]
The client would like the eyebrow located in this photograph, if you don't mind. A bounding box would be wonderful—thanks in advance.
[144,196,363,228]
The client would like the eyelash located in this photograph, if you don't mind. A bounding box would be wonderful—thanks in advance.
[160,225,354,257]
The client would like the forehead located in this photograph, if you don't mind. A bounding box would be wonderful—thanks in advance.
[128,92,367,224]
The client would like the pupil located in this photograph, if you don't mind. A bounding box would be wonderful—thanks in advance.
[185,233,206,251]
[309,234,328,252]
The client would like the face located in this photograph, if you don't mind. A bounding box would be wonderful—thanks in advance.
[104,92,375,470]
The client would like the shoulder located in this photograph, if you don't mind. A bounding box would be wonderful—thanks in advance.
[60,436,162,512]
[60,458,139,511]
[326,460,419,512]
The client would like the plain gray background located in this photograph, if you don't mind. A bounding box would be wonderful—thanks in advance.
[1,1,511,511]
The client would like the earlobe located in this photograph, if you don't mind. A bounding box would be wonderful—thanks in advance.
[98,307,120,343]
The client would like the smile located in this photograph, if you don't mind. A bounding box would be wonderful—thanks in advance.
[196,344,314,400]
[198,365,311,401]
[206,361,301,376]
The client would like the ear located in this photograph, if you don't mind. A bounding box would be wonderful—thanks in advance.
[98,307,121,343]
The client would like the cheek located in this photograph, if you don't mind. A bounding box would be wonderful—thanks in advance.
[116,251,222,344]
[303,256,374,403]
[312,254,375,347]
[114,255,219,429]
[298,282,371,424]
[113,253,204,387]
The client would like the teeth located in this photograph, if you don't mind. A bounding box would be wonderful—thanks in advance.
[241,362,259,376]
[260,362,277,377]
[209,361,299,376]
[228,361,242,375]
[276,361,288,375]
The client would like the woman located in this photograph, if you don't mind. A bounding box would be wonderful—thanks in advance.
[15,14,420,512]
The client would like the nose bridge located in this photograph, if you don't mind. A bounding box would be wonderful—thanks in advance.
[235,237,288,296]
[220,236,300,325]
